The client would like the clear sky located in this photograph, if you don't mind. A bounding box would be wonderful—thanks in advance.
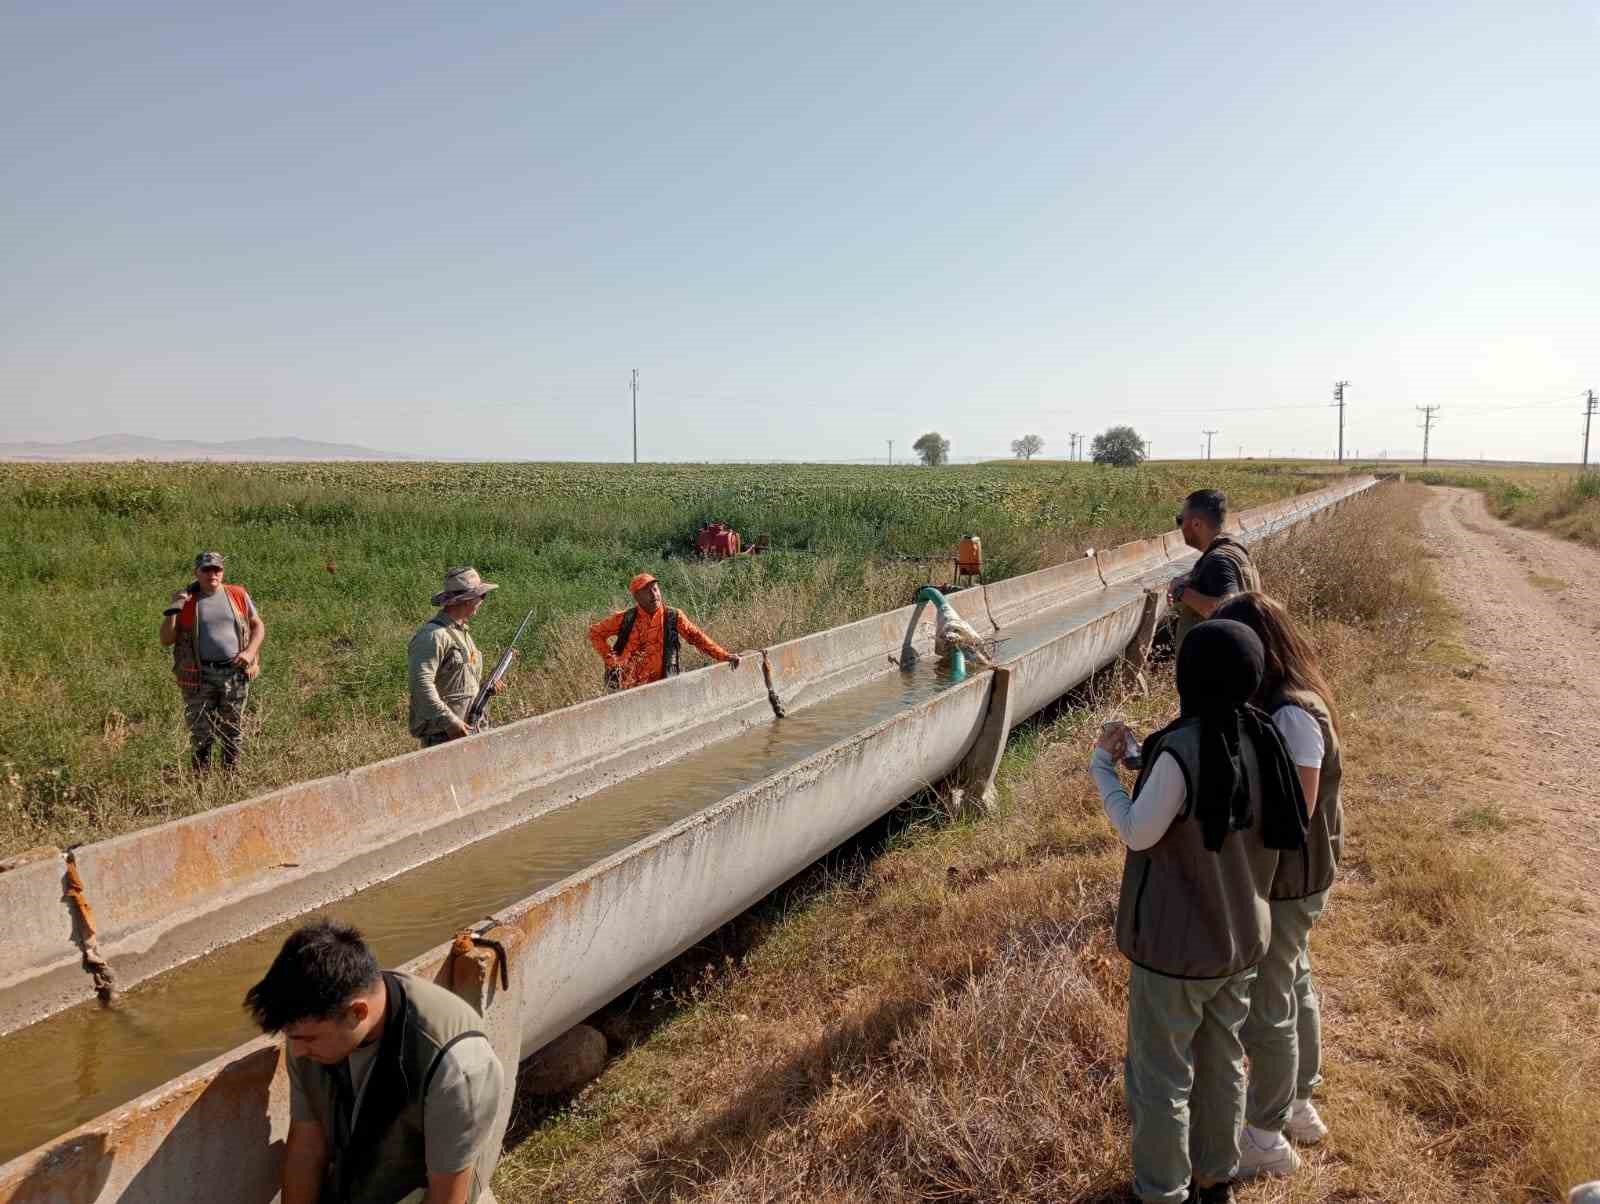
[3,1,1595,462]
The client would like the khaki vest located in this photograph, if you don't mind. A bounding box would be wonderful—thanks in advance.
[290,971,494,1204]
[1115,721,1279,979]
[1174,538,1262,653]
[407,616,483,738]
[1265,688,1342,900]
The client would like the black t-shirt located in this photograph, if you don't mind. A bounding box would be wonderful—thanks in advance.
[1189,539,1247,598]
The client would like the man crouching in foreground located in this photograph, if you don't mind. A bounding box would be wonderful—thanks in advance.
[245,920,504,1204]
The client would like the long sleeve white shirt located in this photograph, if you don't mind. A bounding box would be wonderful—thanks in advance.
[1090,745,1187,851]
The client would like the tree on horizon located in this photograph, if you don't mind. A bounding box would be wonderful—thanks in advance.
[1091,426,1146,467]
[1010,434,1045,460]
[913,432,951,466]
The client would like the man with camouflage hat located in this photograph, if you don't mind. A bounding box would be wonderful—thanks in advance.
[159,550,266,772]
[408,566,496,747]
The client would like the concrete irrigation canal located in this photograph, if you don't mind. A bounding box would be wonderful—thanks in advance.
[0,479,1375,1203]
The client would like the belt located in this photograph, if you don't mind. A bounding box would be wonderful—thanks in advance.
[201,658,240,667]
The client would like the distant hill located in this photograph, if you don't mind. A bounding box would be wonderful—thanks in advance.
[0,434,408,461]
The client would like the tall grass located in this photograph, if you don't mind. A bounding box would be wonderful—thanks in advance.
[0,460,1319,856]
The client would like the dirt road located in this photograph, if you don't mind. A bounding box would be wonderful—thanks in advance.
[1422,487,1600,935]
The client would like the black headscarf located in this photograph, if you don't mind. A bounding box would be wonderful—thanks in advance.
[1173,619,1308,852]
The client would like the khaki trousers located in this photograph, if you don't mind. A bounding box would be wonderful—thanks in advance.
[1241,889,1328,1130]
[1125,963,1256,1204]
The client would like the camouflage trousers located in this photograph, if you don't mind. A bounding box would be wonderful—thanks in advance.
[182,664,250,770]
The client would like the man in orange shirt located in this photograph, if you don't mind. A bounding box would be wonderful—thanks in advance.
[589,572,742,690]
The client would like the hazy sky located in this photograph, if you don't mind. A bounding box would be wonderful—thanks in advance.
[3,1,1595,462]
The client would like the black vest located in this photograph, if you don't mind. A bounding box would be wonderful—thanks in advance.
[291,971,493,1203]
[1114,722,1280,979]
[612,606,680,676]
[1264,688,1343,900]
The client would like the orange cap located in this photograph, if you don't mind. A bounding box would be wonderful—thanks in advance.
[629,572,658,594]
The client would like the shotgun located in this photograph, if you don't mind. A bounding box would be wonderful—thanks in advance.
[466,608,536,728]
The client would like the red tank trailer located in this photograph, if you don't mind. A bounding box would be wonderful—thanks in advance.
[696,522,743,559]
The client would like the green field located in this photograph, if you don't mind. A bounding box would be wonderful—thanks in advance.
[0,459,1332,856]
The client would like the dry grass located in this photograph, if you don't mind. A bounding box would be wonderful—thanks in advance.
[492,484,1600,1204]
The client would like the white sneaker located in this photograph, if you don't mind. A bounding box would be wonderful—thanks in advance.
[1236,1125,1302,1178]
[1287,1097,1329,1145]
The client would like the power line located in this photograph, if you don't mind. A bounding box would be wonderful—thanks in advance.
[1417,405,1440,466]
[1584,390,1597,469]
[1333,380,1350,463]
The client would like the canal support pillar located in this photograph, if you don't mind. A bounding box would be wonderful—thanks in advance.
[955,667,1014,816]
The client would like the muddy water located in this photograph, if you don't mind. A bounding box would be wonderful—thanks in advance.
[0,659,967,1164]
[991,589,1141,664]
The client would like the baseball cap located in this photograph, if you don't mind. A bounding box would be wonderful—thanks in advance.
[629,572,658,593]
[195,551,225,569]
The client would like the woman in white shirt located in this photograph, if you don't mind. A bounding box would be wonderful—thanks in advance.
[1215,592,1344,1176]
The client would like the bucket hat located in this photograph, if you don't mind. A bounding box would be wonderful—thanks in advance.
[432,566,498,606]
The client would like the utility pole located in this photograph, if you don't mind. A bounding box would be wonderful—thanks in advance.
[630,369,639,464]
[1333,380,1350,463]
[1203,429,1219,460]
[1584,390,1597,468]
[1069,431,1080,462]
[1237,444,1244,460]
[1417,405,1440,466]
[888,439,894,466]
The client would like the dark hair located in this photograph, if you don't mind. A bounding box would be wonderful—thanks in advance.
[244,919,381,1033]
[1183,489,1228,526]
[1213,591,1340,735]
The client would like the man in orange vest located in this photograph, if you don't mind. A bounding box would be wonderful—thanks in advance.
[588,572,741,691]
[159,550,266,771]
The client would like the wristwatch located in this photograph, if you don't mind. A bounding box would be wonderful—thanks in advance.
[163,606,181,617]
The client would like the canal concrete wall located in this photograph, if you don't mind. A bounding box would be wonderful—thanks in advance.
[0,477,1377,1203]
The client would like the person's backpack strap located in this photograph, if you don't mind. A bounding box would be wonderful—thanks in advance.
[613,607,639,656]
[663,608,681,676]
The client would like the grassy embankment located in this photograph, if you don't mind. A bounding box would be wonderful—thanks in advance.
[0,459,1320,857]
[1356,461,1600,549]
[492,484,1599,1204]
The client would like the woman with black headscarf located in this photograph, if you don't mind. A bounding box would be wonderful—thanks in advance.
[1091,619,1308,1204]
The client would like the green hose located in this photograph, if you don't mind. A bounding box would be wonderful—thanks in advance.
[913,586,966,679]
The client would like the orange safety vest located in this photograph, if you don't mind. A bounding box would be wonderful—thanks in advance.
[172,583,255,688]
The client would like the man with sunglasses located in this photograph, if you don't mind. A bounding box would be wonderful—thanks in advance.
[1168,490,1260,654]
[159,550,266,771]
